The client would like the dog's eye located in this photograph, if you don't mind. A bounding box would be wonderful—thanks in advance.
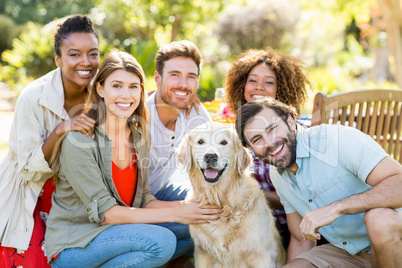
[197,139,205,145]
[220,140,228,145]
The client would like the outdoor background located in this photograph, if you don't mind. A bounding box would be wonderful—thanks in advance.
[1,0,402,161]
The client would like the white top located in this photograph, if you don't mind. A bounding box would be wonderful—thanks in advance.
[147,93,212,194]
[0,68,69,250]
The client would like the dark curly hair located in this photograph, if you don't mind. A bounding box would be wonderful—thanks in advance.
[224,47,310,115]
[54,15,98,57]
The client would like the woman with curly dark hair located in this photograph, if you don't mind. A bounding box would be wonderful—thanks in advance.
[224,47,310,115]
[0,15,98,267]
[224,47,311,251]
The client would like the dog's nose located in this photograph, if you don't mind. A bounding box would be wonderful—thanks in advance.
[204,153,218,166]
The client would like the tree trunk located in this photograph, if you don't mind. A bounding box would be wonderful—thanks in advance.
[371,46,393,82]
[171,14,182,42]
[377,0,402,88]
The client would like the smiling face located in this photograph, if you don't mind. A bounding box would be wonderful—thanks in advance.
[244,107,297,169]
[180,122,248,185]
[191,126,232,184]
[97,69,142,119]
[154,56,199,109]
[55,32,99,91]
[244,63,277,102]
[177,122,251,203]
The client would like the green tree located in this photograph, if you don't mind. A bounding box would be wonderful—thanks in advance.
[1,22,54,92]
[216,0,299,55]
[296,0,400,93]
[89,0,233,100]
[0,15,19,58]
[296,0,376,63]
[2,0,93,24]
[92,0,225,46]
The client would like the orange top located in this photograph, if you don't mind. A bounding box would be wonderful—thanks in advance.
[112,153,138,206]
[51,154,138,263]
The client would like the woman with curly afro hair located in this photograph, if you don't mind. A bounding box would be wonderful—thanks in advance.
[224,47,311,251]
[224,47,310,115]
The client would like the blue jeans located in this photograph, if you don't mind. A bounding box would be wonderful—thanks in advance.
[155,181,194,259]
[50,224,176,268]
[154,181,190,202]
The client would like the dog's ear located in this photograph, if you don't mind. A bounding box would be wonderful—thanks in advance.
[176,133,192,172]
[235,135,251,175]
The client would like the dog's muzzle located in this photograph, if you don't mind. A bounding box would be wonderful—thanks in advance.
[204,153,218,168]
[200,153,227,183]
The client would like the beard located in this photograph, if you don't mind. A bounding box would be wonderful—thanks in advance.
[160,86,194,110]
[258,132,297,169]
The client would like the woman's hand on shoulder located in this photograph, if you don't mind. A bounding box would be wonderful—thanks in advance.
[57,114,95,137]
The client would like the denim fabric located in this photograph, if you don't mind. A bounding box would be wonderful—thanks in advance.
[46,126,156,262]
[154,181,191,202]
[155,181,194,259]
[50,224,176,268]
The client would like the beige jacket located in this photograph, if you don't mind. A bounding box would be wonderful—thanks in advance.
[0,68,69,250]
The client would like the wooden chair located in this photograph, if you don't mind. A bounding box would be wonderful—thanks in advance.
[311,88,402,164]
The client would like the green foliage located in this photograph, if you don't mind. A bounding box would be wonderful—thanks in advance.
[130,41,159,77]
[308,67,345,95]
[197,62,228,102]
[89,0,230,98]
[308,65,399,97]
[0,15,19,58]
[144,76,157,92]
[307,34,377,95]
[298,0,375,22]
[2,0,93,24]
[0,0,397,101]
[216,0,299,55]
[295,0,379,67]
[97,35,117,62]
[1,22,54,92]
[198,65,217,101]
[92,0,225,45]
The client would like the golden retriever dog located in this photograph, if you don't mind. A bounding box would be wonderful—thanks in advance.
[177,122,283,268]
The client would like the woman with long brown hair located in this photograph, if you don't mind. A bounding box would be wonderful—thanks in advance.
[45,50,221,267]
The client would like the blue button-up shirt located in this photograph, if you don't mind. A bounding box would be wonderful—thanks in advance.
[270,124,389,255]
